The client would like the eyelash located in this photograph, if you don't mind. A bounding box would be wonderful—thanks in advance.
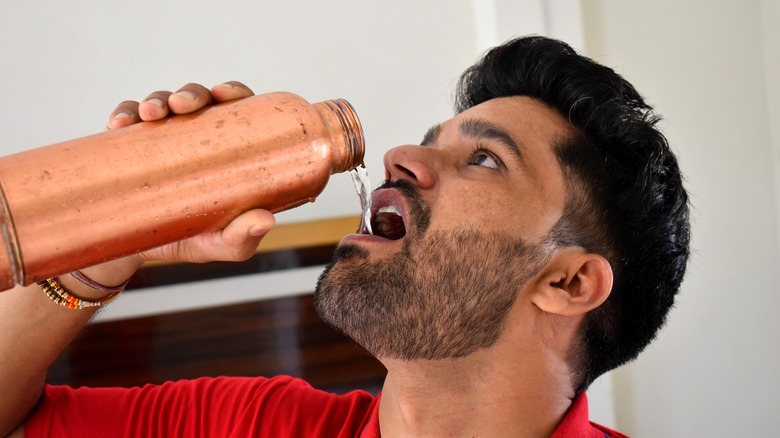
[468,145,504,170]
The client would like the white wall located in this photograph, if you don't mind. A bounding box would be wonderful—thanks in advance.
[765,0,780,238]
[583,1,780,436]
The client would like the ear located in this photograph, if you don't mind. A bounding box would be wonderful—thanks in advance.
[529,247,613,317]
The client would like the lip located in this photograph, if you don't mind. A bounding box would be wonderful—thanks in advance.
[339,232,394,245]
[340,187,410,246]
[369,188,409,232]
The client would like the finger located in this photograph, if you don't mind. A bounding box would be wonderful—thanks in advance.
[138,210,275,264]
[107,100,141,130]
[174,209,276,263]
[138,90,173,121]
[216,209,276,261]
[210,81,254,103]
[168,83,213,115]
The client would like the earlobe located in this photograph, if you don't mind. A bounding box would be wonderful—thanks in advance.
[530,249,613,317]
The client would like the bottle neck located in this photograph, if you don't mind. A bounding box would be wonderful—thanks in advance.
[315,99,365,174]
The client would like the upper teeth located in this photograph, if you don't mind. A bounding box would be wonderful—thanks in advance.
[377,205,401,216]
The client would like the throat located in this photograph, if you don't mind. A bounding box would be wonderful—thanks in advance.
[377,356,571,438]
[372,211,406,240]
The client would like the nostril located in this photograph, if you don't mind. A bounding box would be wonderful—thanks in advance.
[394,164,418,181]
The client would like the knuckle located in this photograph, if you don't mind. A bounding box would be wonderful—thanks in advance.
[224,80,248,89]
[180,82,209,93]
[146,90,172,100]
[114,100,140,114]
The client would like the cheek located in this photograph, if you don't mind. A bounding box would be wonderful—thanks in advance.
[427,186,516,231]
[428,186,562,240]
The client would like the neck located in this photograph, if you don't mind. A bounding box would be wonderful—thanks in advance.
[377,348,574,438]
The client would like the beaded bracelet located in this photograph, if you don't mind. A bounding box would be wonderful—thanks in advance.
[37,277,122,310]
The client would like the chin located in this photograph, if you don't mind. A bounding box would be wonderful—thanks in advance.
[315,243,367,301]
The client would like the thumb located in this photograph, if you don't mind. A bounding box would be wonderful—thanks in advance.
[163,210,275,263]
[213,209,276,261]
[139,209,276,264]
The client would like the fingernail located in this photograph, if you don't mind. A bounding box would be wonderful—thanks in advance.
[173,90,196,101]
[113,112,130,119]
[249,225,267,237]
[215,82,234,89]
[145,98,163,108]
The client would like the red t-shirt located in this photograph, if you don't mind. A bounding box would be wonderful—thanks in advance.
[24,375,627,437]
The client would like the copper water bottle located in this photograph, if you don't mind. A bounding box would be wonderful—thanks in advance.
[0,92,365,290]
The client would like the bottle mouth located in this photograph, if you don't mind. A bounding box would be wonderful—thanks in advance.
[322,99,365,173]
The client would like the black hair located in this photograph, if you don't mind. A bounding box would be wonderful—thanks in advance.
[455,35,691,392]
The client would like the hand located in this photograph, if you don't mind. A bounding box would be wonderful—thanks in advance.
[107,81,255,128]
[106,82,275,267]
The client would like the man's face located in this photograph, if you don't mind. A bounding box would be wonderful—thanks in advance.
[315,96,571,360]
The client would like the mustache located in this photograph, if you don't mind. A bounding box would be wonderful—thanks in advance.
[374,179,431,234]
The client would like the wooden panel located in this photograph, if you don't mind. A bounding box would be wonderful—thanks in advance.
[256,215,360,253]
[49,294,387,395]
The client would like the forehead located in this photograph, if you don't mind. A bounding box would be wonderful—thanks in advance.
[448,96,572,144]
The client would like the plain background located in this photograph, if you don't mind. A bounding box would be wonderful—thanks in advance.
[1,1,778,436]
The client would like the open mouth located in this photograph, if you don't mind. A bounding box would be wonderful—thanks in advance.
[367,192,407,240]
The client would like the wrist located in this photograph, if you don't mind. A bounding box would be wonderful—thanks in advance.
[83,254,142,284]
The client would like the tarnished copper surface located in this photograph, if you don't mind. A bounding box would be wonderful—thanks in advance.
[0,92,364,289]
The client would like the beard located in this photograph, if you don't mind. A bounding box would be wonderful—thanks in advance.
[314,181,552,361]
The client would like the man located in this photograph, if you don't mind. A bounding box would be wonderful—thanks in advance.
[0,36,689,437]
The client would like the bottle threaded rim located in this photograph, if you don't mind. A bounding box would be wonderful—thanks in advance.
[322,99,365,173]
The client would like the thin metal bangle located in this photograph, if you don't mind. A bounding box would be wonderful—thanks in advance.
[70,270,130,294]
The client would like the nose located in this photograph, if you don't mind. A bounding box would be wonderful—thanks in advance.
[383,145,436,189]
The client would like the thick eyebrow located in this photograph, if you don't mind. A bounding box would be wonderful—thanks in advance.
[458,118,524,165]
[421,124,441,146]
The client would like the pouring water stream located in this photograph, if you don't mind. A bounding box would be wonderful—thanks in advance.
[350,164,373,235]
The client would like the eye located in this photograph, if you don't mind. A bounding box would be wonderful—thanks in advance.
[469,146,503,170]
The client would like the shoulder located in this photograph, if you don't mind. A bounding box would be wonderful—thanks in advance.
[220,375,379,436]
[27,376,378,438]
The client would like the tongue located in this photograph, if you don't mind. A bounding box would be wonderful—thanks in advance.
[372,212,406,240]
